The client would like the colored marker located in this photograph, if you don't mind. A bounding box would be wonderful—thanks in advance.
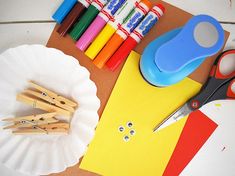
[70,0,108,41]
[57,0,92,36]
[76,0,126,51]
[85,0,141,60]
[52,0,77,24]
[106,4,165,71]
[93,0,152,68]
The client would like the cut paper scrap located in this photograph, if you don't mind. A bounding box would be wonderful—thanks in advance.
[163,109,218,176]
[181,100,235,176]
[80,51,202,176]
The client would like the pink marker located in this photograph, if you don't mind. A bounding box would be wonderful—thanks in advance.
[76,0,126,51]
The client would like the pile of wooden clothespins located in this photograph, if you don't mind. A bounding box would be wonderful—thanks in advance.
[2,81,78,135]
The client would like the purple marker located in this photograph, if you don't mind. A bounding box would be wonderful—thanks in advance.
[76,0,126,51]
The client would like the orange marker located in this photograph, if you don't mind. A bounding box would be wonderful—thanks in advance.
[93,0,152,68]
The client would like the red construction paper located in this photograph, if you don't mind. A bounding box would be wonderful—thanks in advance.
[163,110,218,176]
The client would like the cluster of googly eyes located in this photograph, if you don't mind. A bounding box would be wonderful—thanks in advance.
[118,121,136,142]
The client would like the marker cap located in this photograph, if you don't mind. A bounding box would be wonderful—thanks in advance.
[57,2,86,36]
[140,0,153,11]
[76,0,126,51]
[93,33,124,68]
[52,0,77,24]
[106,4,165,71]
[70,0,108,41]
[106,36,138,71]
[76,15,107,51]
[155,3,165,14]
[85,24,116,59]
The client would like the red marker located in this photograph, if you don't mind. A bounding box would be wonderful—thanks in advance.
[93,0,152,68]
[106,4,165,71]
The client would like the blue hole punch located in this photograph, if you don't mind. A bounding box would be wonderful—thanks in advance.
[140,15,225,87]
[140,28,205,87]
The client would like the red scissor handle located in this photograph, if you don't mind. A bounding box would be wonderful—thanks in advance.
[188,49,235,111]
[227,79,235,98]
[214,50,235,79]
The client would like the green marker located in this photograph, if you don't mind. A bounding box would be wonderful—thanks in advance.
[70,0,108,41]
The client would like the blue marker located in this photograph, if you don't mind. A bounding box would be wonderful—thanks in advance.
[52,0,77,24]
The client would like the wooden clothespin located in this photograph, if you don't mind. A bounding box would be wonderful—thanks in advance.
[2,81,77,135]
[17,94,72,117]
[28,81,77,112]
[12,122,70,135]
[17,81,78,117]
[2,112,58,129]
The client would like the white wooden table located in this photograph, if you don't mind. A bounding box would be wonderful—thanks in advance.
[0,0,234,175]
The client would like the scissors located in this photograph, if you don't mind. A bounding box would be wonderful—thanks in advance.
[153,49,235,132]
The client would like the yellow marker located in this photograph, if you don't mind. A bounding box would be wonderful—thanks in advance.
[85,0,141,59]
[85,24,115,59]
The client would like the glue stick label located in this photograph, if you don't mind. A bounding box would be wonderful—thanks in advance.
[79,0,93,8]
[131,6,164,42]
[117,2,149,39]
[100,0,126,22]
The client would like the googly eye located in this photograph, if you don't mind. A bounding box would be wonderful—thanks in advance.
[127,122,133,128]
[118,126,125,132]
[123,135,130,142]
[130,129,135,136]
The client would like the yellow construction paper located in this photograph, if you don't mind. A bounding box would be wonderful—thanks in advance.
[80,51,202,176]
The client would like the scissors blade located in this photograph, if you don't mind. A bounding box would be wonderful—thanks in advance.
[154,103,192,132]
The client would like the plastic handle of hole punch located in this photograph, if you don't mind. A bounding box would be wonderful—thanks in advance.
[140,28,205,87]
[155,15,225,73]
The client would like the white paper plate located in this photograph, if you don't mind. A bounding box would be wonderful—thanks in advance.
[0,45,100,175]
[0,163,29,176]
